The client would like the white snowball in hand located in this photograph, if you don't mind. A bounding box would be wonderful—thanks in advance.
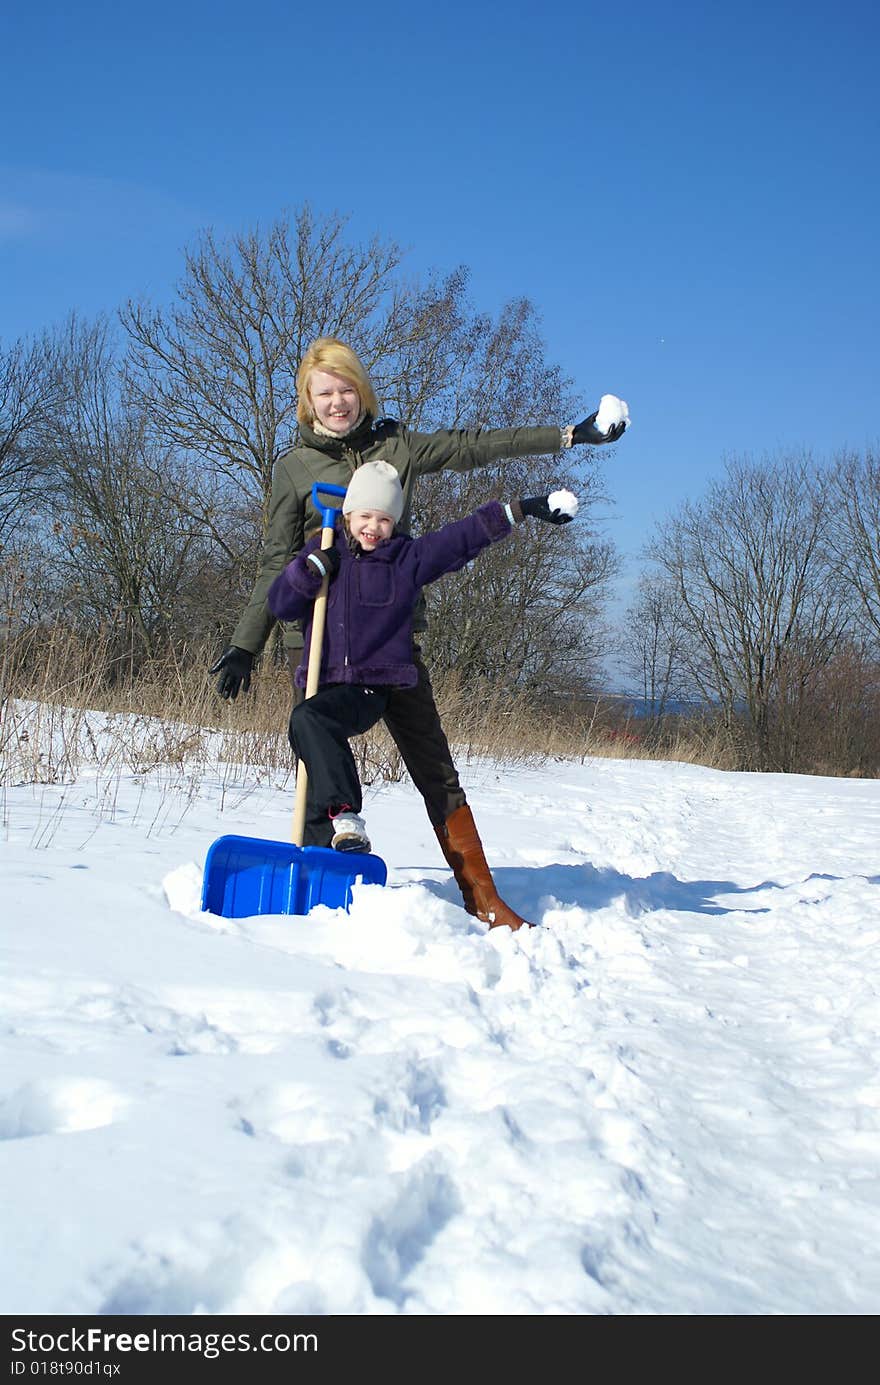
[548,488,579,517]
[595,394,631,434]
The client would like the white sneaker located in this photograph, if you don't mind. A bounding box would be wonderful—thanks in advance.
[330,811,371,853]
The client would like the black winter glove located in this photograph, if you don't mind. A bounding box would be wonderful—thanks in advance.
[516,495,575,526]
[306,547,341,582]
[209,646,254,700]
[571,410,627,445]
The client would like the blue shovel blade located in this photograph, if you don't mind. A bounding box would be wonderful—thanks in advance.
[201,834,387,918]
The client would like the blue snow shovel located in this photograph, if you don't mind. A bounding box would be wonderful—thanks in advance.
[201,482,387,918]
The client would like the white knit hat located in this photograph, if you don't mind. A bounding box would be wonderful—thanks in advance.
[342,460,404,523]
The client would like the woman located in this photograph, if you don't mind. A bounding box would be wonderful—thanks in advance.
[211,337,626,930]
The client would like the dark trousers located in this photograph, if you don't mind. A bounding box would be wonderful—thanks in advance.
[286,647,467,844]
[289,684,389,846]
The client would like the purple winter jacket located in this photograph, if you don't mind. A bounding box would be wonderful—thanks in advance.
[267,501,512,689]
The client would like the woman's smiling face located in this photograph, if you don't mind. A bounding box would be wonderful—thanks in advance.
[308,369,361,434]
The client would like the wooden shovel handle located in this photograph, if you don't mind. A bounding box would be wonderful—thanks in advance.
[291,522,337,846]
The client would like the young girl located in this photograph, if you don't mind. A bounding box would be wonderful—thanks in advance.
[266,460,574,925]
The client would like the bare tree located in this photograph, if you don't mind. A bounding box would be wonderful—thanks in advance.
[827,448,880,651]
[412,298,619,695]
[793,640,880,776]
[0,333,61,546]
[620,572,691,730]
[647,455,848,769]
[119,207,487,667]
[121,207,465,542]
[34,316,214,666]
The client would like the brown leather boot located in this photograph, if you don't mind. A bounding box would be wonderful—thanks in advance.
[434,804,532,931]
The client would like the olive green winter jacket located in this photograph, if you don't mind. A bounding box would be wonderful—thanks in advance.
[230,415,567,654]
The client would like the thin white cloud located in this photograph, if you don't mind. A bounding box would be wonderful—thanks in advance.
[0,166,204,244]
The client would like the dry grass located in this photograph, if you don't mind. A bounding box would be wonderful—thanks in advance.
[1,626,740,790]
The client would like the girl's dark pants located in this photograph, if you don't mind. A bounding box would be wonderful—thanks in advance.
[286,648,467,848]
[290,684,388,844]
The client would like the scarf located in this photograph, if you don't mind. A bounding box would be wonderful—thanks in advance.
[311,408,367,442]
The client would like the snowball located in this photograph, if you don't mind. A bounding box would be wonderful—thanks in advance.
[595,394,631,434]
[548,488,579,518]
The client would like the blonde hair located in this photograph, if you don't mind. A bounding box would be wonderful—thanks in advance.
[296,337,380,425]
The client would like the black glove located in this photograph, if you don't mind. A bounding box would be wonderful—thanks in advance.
[306,547,340,582]
[209,646,254,700]
[516,495,574,525]
[571,410,627,445]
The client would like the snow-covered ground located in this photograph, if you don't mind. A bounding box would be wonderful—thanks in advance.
[2,740,879,1315]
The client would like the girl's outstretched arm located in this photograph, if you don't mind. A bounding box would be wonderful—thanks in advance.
[404,501,514,589]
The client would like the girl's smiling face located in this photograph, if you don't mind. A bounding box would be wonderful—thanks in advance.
[308,369,361,434]
[348,510,394,550]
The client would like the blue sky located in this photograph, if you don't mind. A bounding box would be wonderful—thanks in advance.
[2,0,878,621]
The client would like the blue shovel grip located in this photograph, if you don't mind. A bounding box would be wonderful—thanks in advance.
[312,481,346,529]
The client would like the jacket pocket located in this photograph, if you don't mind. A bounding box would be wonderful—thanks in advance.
[355,563,395,608]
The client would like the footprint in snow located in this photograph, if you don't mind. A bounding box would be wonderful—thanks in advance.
[0,1077,129,1139]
